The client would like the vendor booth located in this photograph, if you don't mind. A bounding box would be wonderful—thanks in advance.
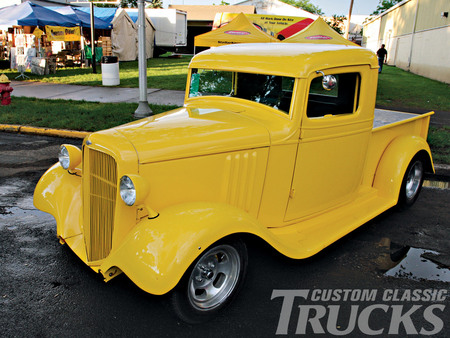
[0,2,79,72]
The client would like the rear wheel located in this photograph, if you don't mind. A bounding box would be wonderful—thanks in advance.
[170,238,248,324]
[398,156,424,208]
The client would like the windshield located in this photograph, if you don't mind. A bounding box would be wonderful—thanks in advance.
[189,69,295,114]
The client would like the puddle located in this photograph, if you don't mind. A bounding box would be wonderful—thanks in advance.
[423,180,449,190]
[373,238,450,283]
[385,247,450,282]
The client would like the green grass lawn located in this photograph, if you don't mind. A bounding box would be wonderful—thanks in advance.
[2,56,191,90]
[427,126,450,164]
[0,97,179,131]
[376,66,450,112]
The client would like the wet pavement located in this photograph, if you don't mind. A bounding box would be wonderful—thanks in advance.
[0,132,449,337]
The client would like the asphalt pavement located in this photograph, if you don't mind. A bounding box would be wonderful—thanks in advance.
[10,80,185,107]
[0,132,449,337]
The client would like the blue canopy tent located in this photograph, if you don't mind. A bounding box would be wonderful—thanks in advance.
[77,7,118,26]
[50,7,112,29]
[0,2,78,27]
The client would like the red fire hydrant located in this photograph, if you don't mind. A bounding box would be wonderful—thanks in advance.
[0,74,13,106]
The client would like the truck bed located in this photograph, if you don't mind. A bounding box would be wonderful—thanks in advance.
[373,109,421,129]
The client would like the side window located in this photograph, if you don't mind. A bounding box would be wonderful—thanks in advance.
[306,73,360,118]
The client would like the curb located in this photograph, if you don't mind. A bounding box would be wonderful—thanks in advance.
[0,123,449,181]
[0,124,89,139]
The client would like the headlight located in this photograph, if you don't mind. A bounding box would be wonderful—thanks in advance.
[120,176,136,206]
[119,175,149,206]
[58,145,81,170]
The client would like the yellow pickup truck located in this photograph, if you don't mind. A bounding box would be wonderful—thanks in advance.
[34,43,434,323]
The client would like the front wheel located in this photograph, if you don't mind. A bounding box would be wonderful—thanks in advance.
[398,156,425,208]
[170,238,248,324]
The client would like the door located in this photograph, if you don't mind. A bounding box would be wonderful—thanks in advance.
[285,68,372,221]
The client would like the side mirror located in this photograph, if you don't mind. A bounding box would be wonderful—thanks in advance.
[316,71,337,91]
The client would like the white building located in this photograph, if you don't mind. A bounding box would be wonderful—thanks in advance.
[236,0,318,19]
[362,0,449,83]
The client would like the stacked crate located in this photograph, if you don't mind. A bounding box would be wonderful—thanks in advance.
[100,36,112,56]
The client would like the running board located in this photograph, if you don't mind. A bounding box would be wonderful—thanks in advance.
[267,188,396,259]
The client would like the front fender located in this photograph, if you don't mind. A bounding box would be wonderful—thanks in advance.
[33,163,83,239]
[373,135,433,200]
[100,202,280,295]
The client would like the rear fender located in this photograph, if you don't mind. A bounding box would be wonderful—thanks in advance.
[100,202,279,295]
[373,135,433,200]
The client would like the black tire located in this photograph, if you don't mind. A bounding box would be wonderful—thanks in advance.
[397,155,425,209]
[170,237,248,324]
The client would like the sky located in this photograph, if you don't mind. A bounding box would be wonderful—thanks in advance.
[163,0,381,16]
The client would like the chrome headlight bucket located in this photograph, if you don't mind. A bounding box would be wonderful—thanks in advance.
[120,176,136,206]
[119,175,149,206]
[58,145,82,170]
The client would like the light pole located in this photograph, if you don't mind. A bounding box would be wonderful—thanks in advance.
[345,0,354,40]
[134,0,152,118]
[90,1,96,73]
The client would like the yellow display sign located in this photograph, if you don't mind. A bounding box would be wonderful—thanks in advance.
[33,27,44,39]
[213,13,314,39]
[45,26,81,41]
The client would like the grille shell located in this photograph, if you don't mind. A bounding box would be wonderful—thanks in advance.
[83,147,118,262]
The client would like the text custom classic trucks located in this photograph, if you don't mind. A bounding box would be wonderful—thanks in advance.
[34,43,434,323]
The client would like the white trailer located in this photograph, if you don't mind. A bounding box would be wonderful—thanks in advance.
[144,9,187,55]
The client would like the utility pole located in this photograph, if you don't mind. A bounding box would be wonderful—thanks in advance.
[345,0,354,40]
[134,0,152,118]
[90,1,96,73]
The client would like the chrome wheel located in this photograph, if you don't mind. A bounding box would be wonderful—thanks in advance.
[405,161,423,200]
[188,244,241,310]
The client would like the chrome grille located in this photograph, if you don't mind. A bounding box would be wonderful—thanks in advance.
[84,148,117,262]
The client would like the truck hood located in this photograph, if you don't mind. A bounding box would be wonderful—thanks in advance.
[114,106,270,164]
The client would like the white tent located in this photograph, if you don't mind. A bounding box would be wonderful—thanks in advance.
[125,9,156,59]
[143,13,155,59]
[111,9,137,61]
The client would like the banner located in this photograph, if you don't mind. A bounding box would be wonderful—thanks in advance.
[45,26,81,42]
[213,13,314,39]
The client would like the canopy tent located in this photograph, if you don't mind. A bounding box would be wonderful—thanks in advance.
[77,7,118,25]
[213,13,314,40]
[194,13,278,48]
[111,9,138,61]
[77,7,139,61]
[51,7,112,30]
[282,18,357,46]
[0,2,78,27]
[125,9,156,59]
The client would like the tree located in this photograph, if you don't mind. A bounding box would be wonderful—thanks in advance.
[280,0,324,16]
[325,15,346,35]
[147,0,163,8]
[371,0,402,15]
[119,0,137,8]
[90,0,117,8]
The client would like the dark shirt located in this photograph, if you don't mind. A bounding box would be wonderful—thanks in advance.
[377,47,387,60]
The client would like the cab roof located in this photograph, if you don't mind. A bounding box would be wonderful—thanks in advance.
[189,43,378,78]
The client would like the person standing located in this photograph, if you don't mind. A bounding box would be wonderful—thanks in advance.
[377,44,388,73]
